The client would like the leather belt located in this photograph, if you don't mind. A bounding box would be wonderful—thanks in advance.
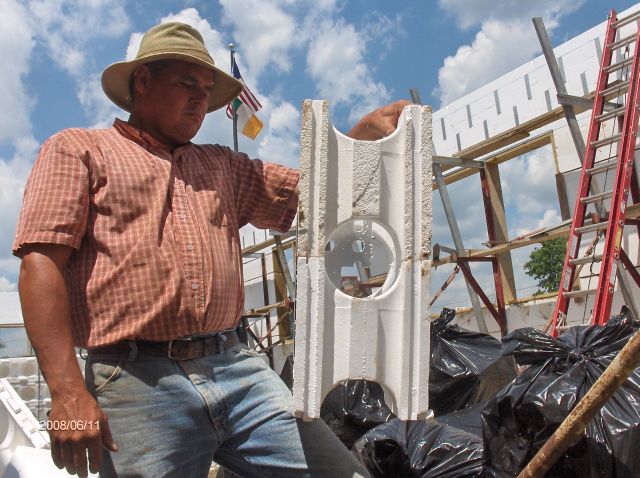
[88,329,240,361]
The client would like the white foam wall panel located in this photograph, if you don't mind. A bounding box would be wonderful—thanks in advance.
[431,5,640,158]
[293,101,432,420]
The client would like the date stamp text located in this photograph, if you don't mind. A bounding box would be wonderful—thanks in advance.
[38,420,100,432]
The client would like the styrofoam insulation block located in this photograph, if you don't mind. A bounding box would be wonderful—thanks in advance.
[0,379,51,476]
[3,446,99,478]
[293,100,432,420]
[0,356,85,419]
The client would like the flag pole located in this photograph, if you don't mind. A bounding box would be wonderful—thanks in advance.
[229,42,239,152]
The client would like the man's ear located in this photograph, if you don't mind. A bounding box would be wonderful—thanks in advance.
[133,65,152,97]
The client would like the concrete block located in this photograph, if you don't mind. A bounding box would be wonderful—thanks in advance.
[294,100,432,420]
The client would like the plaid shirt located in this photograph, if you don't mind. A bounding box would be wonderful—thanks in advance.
[13,119,298,347]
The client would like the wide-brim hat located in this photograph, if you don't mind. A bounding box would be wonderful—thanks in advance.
[102,22,242,113]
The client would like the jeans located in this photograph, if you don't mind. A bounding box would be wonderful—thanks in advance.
[85,343,370,478]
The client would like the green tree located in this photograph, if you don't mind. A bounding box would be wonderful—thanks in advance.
[524,238,567,295]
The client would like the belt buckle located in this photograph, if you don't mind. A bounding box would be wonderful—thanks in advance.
[167,337,192,360]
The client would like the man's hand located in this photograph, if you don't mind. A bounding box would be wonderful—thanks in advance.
[347,100,412,141]
[48,391,117,477]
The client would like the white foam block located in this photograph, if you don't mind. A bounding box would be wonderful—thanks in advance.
[294,101,432,420]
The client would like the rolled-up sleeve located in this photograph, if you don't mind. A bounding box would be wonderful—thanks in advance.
[228,150,299,232]
[12,132,89,256]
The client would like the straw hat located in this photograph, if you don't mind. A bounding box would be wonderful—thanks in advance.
[102,22,242,113]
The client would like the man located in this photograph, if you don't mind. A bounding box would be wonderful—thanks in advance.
[13,22,408,478]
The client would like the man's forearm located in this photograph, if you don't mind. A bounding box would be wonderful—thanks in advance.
[18,245,117,476]
[18,248,85,397]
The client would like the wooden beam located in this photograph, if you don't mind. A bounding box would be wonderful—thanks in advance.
[432,203,640,266]
[433,132,553,189]
[481,164,517,301]
[433,155,484,169]
[555,172,572,221]
[272,243,292,338]
[242,230,295,256]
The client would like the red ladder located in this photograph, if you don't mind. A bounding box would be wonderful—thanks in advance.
[551,9,640,336]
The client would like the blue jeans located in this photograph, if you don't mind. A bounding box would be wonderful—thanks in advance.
[85,343,369,478]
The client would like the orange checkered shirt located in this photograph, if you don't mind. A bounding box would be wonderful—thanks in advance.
[13,119,299,347]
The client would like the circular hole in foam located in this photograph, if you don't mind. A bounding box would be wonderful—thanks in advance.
[324,218,398,298]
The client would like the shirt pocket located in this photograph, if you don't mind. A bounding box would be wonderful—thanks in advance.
[93,150,166,224]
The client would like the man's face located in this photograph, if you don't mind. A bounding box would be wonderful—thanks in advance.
[132,60,215,146]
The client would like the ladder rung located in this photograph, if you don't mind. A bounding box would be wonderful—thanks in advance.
[581,190,613,204]
[576,222,608,235]
[563,288,597,299]
[604,57,634,74]
[591,133,622,149]
[586,159,618,175]
[602,80,630,98]
[609,33,637,51]
[569,254,603,266]
[613,10,640,28]
[596,106,626,122]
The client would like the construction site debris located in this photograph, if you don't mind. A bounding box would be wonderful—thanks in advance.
[320,380,395,449]
[353,412,484,478]
[430,308,517,416]
[482,311,640,478]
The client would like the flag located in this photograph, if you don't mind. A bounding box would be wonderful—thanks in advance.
[226,62,263,139]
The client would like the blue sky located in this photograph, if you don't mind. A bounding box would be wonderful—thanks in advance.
[1,0,638,310]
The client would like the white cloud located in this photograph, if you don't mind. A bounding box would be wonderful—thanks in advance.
[0,1,39,285]
[537,209,562,229]
[0,277,17,293]
[438,0,584,30]
[125,32,144,61]
[435,20,540,106]
[26,0,130,77]
[0,136,39,285]
[360,11,405,60]
[76,72,122,128]
[257,100,300,168]
[501,147,561,235]
[219,0,298,78]
[306,19,390,124]
[219,1,398,125]
[0,0,35,143]
[435,0,585,105]
[19,0,131,125]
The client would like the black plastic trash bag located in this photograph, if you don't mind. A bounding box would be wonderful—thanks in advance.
[482,312,640,478]
[320,379,395,449]
[354,413,484,478]
[430,308,517,416]
[435,401,486,438]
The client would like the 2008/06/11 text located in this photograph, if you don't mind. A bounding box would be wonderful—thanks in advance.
[39,420,100,432]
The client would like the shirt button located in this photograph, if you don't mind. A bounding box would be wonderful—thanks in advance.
[186,244,194,251]
[191,283,199,290]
